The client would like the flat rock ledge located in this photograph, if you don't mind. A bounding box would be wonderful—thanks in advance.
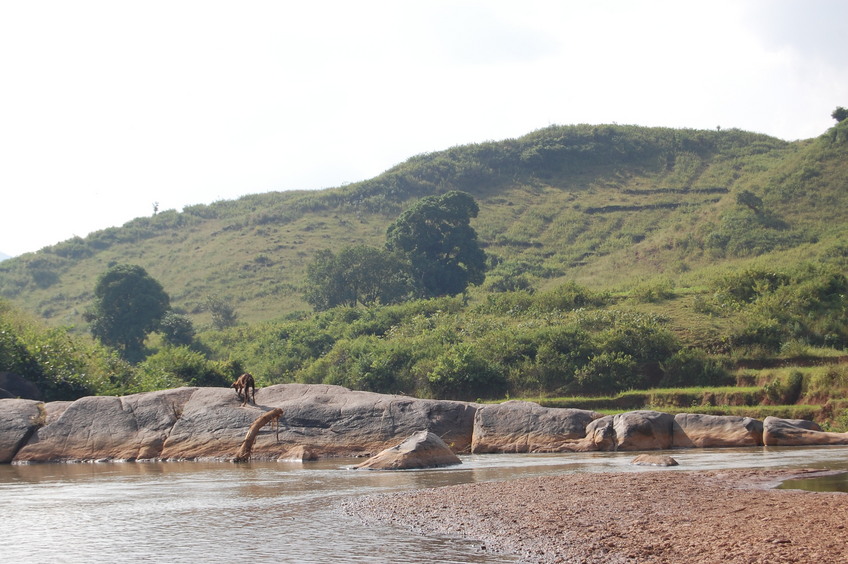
[2,387,847,464]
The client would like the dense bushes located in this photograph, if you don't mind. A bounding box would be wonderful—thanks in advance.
[0,300,118,400]
[0,299,242,400]
[192,263,842,401]
[2,256,845,403]
[709,263,848,353]
[133,347,236,391]
[194,287,686,399]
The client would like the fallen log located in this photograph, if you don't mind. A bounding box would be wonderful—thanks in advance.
[233,408,283,463]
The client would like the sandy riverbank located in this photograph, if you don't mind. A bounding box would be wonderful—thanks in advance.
[345,468,847,563]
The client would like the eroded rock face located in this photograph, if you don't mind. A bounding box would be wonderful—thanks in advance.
[354,430,461,470]
[5,385,846,464]
[161,384,477,461]
[10,384,478,463]
[579,411,675,451]
[471,401,602,453]
[14,388,197,463]
[763,416,848,446]
[580,415,617,451]
[0,399,42,463]
[673,413,764,448]
[613,411,675,451]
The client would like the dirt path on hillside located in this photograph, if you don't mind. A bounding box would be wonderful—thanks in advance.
[345,468,848,563]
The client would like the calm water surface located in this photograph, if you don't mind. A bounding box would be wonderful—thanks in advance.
[2,446,847,563]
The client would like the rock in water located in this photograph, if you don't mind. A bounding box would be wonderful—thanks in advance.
[0,399,42,463]
[763,416,848,446]
[583,411,675,451]
[631,454,679,466]
[354,430,461,470]
[673,413,763,448]
[471,400,602,453]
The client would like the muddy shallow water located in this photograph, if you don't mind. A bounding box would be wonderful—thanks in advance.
[2,446,847,563]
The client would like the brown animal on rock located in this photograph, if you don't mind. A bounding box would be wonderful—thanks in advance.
[231,373,256,406]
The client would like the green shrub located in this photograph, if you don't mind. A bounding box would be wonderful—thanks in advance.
[630,278,676,303]
[732,318,785,354]
[660,348,731,387]
[763,371,804,405]
[428,343,507,400]
[575,351,640,395]
[136,346,233,391]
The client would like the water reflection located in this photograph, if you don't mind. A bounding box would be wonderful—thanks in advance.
[778,471,848,493]
[2,446,847,563]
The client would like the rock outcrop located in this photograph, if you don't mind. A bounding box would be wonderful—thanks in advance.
[582,410,675,451]
[11,384,478,463]
[161,384,477,461]
[0,399,42,463]
[471,401,602,453]
[354,430,461,470]
[15,388,196,463]
[763,416,848,446]
[673,413,763,448]
[1,385,843,464]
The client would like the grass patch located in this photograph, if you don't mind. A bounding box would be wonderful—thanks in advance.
[530,386,764,411]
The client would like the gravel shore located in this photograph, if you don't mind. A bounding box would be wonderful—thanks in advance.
[345,468,847,563]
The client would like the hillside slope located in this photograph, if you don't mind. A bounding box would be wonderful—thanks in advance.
[2,122,847,330]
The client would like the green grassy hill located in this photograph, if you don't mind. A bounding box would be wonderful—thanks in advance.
[2,122,846,334]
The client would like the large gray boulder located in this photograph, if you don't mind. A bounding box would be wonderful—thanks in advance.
[159,384,478,461]
[354,430,461,470]
[0,399,42,463]
[14,388,197,463]
[582,411,675,451]
[763,416,848,446]
[673,413,763,448]
[613,411,675,450]
[471,401,602,453]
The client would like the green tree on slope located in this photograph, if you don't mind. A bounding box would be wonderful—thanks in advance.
[386,190,486,298]
[84,264,170,362]
[304,245,413,310]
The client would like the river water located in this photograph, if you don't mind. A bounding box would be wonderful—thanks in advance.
[2,446,847,563]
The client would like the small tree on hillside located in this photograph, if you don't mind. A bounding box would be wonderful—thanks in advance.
[205,295,238,330]
[736,190,764,214]
[832,106,848,123]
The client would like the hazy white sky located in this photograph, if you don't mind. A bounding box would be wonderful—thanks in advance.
[1,0,846,257]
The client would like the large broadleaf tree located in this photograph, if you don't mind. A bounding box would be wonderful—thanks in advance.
[84,264,170,361]
[386,190,486,298]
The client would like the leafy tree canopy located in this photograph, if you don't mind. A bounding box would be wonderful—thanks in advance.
[205,295,239,330]
[84,264,170,361]
[385,190,486,298]
[304,245,413,311]
[159,311,196,347]
[832,106,848,123]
